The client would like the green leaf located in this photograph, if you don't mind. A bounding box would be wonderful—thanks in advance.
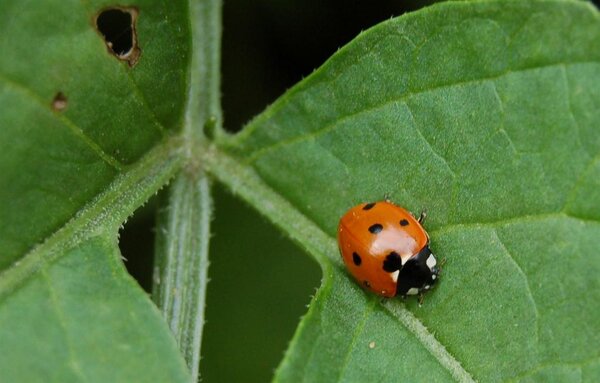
[208,1,600,381]
[0,234,189,382]
[0,0,189,269]
[3,0,600,381]
[0,0,192,381]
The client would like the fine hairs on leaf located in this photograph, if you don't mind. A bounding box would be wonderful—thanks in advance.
[0,1,599,382]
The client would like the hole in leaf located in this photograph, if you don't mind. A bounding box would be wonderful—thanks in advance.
[51,92,68,112]
[95,7,140,67]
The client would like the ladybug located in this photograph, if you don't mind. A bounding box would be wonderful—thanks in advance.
[337,201,439,298]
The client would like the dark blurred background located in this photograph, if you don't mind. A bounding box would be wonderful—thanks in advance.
[221,0,435,133]
[119,0,600,381]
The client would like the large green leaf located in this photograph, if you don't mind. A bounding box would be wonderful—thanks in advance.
[0,234,189,382]
[209,1,600,381]
[0,0,191,381]
[0,0,189,269]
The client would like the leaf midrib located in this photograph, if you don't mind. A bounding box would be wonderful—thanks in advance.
[0,137,185,302]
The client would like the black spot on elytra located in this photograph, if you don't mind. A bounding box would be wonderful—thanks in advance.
[400,219,409,226]
[383,251,402,272]
[352,252,362,266]
[363,280,371,288]
[363,202,376,210]
[368,224,383,234]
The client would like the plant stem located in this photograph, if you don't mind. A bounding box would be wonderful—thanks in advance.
[152,0,222,380]
[185,0,222,141]
[153,173,212,381]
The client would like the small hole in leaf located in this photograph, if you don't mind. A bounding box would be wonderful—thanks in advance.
[51,92,68,111]
[95,7,140,66]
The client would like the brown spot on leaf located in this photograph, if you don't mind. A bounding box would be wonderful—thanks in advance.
[51,92,68,111]
[95,7,140,67]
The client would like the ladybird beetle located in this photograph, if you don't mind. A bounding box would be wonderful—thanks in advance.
[337,201,439,298]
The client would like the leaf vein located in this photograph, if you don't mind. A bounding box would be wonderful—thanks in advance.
[404,102,457,178]
[488,82,520,156]
[431,252,498,315]
[336,299,377,381]
[42,270,87,382]
[245,60,600,163]
[493,229,540,345]
[430,212,599,238]
[503,356,600,383]
[562,152,600,212]
[124,71,167,137]
[560,64,590,158]
[0,73,124,171]
[382,302,476,383]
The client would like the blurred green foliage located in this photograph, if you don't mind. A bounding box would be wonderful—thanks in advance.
[200,185,320,382]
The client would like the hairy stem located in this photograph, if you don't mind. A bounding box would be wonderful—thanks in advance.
[152,0,222,380]
[153,173,212,381]
[0,138,185,302]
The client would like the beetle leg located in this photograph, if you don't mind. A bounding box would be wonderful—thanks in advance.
[418,211,427,224]
[418,293,425,306]
[440,257,447,268]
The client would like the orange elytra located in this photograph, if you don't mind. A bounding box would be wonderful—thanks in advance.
[337,201,439,298]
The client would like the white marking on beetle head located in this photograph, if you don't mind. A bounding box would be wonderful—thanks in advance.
[391,270,400,283]
[432,274,437,280]
[407,287,419,295]
[426,254,437,269]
